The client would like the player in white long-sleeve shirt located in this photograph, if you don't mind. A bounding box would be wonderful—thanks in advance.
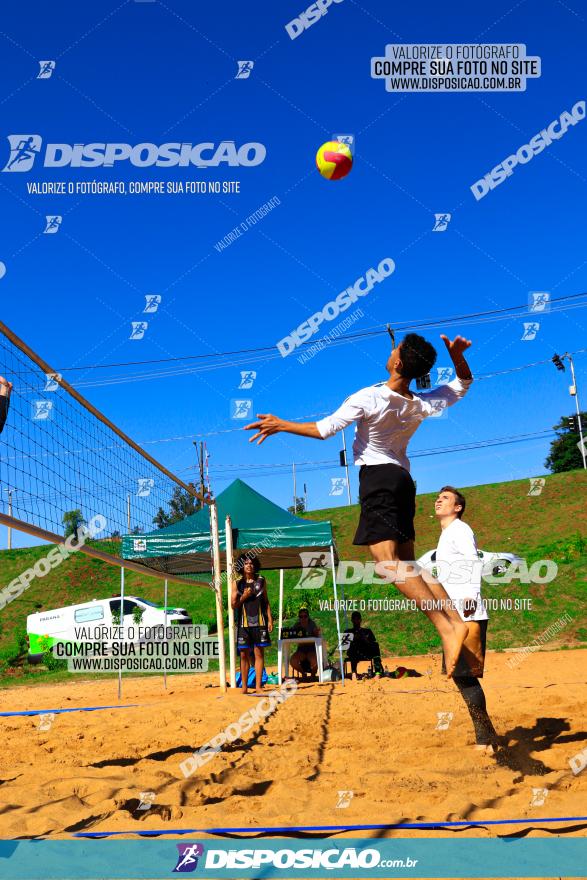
[245,332,473,676]
[434,486,497,751]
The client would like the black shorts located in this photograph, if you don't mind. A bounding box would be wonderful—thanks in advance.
[353,463,416,546]
[237,625,271,653]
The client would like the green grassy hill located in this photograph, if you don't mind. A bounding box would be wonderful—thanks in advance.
[1,470,585,687]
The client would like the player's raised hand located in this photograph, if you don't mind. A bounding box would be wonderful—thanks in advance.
[245,413,284,445]
[440,335,472,360]
[0,376,13,398]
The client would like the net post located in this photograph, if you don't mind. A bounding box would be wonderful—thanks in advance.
[210,501,226,693]
[163,578,168,690]
[118,567,124,700]
[225,515,236,689]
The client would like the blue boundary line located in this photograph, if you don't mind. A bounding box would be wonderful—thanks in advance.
[0,705,138,717]
[74,816,587,837]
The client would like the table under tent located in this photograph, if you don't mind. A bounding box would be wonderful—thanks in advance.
[121,479,344,688]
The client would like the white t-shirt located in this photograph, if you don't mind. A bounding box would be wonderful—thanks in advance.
[316,377,472,469]
[435,518,488,622]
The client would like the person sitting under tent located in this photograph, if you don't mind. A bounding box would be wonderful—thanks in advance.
[344,611,384,677]
[231,553,273,695]
[290,607,321,679]
[0,376,12,434]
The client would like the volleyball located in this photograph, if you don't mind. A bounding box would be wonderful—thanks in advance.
[315,140,353,181]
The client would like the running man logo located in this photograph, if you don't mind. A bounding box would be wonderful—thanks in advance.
[137,791,156,810]
[432,213,451,231]
[329,477,347,496]
[336,790,354,808]
[521,322,539,341]
[529,291,550,313]
[44,373,62,392]
[235,61,254,79]
[173,843,204,873]
[38,712,55,732]
[436,711,453,730]
[294,552,328,589]
[238,370,256,389]
[528,478,546,496]
[333,133,355,152]
[144,294,162,314]
[530,787,549,806]
[3,135,42,172]
[44,215,62,234]
[427,398,448,418]
[130,321,148,340]
[137,478,155,497]
[569,746,587,776]
[435,366,454,384]
[37,61,56,79]
[32,400,53,421]
[231,399,252,419]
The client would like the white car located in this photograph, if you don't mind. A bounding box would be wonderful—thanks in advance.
[27,595,192,663]
[416,549,523,580]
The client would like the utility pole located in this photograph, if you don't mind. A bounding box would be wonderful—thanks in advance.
[303,482,308,512]
[292,462,297,513]
[341,429,352,505]
[6,488,13,550]
[567,354,586,469]
[127,493,131,532]
[553,352,586,469]
[193,440,206,502]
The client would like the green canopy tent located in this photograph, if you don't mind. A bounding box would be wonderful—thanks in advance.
[122,479,344,688]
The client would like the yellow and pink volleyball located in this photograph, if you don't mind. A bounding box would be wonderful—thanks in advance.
[315,140,353,181]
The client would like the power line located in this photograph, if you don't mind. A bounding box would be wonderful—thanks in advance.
[52,290,587,374]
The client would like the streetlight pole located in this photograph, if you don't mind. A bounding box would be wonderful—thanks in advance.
[567,353,587,469]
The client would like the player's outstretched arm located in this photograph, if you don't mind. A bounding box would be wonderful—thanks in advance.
[440,335,473,380]
[245,414,322,445]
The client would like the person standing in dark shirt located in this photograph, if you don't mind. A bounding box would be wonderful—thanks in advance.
[0,376,12,434]
[231,554,273,695]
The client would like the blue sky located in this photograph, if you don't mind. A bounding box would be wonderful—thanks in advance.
[1,0,586,548]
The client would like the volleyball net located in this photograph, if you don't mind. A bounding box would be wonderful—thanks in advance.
[0,320,211,589]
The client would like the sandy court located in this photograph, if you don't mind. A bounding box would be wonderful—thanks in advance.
[1,650,586,841]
